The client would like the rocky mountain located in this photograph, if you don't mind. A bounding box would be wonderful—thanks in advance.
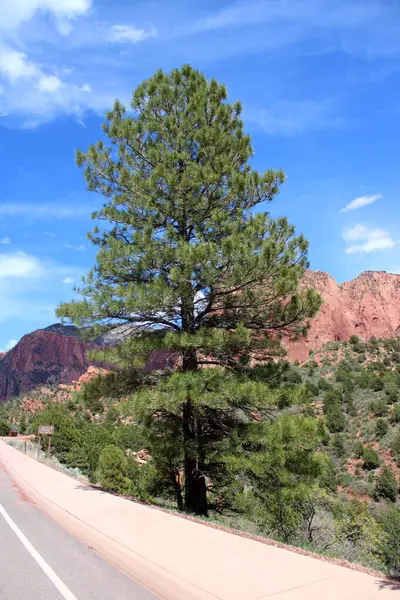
[287,270,400,361]
[0,327,94,402]
[0,270,399,401]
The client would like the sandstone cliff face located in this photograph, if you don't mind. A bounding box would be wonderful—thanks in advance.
[287,270,400,361]
[0,329,92,402]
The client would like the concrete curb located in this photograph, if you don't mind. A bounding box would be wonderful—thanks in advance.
[0,446,217,600]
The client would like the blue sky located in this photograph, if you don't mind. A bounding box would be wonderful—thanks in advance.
[0,0,399,351]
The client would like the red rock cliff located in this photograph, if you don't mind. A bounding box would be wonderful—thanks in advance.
[287,270,400,361]
[0,330,93,402]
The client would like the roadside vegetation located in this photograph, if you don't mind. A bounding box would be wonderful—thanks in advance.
[1,66,399,577]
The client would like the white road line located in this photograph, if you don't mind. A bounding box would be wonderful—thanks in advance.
[0,503,79,600]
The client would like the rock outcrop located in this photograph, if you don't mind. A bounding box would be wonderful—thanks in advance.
[0,327,94,402]
[287,270,400,361]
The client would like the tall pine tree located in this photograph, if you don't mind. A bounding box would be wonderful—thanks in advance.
[57,65,321,514]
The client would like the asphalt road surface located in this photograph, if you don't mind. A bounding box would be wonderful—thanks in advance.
[0,465,158,600]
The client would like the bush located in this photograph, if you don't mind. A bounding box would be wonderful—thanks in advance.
[332,434,346,458]
[284,370,302,385]
[375,419,388,439]
[344,393,356,416]
[368,398,387,417]
[353,439,364,459]
[305,381,318,397]
[372,378,384,392]
[362,447,380,470]
[0,420,10,436]
[349,335,360,345]
[384,382,398,403]
[374,466,398,503]
[390,431,400,465]
[323,390,341,412]
[342,378,355,393]
[277,388,292,409]
[378,504,400,575]
[389,404,400,423]
[96,445,132,494]
[318,378,332,392]
[32,406,80,461]
[126,457,159,501]
[326,403,346,433]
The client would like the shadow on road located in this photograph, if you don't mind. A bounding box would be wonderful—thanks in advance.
[376,578,400,592]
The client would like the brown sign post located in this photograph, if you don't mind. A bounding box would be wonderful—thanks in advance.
[37,425,54,460]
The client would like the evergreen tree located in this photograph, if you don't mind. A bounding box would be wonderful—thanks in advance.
[57,65,321,515]
[229,415,331,542]
[374,466,398,503]
[96,445,132,494]
[362,447,380,470]
[375,418,388,439]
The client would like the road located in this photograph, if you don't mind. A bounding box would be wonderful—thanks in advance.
[0,465,158,600]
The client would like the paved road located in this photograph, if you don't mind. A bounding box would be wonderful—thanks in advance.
[0,465,158,600]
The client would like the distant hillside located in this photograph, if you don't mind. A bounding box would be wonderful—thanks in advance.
[287,270,400,361]
[1,269,399,402]
[0,326,94,402]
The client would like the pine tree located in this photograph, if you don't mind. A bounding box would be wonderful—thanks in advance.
[57,65,321,514]
[374,466,398,503]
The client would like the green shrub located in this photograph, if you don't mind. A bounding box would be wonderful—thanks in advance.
[384,382,398,403]
[375,419,388,439]
[0,420,10,436]
[318,378,332,392]
[374,466,398,503]
[344,393,356,416]
[277,388,293,409]
[378,504,400,575]
[389,404,400,423]
[323,390,341,412]
[326,403,346,433]
[305,381,319,397]
[390,430,400,465]
[284,370,302,385]
[349,335,360,345]
[362,447,380,470]
[372,378,384,392]
[126,457,159,501]
[96,445,132,494]
[64,443,90,472]
[353,439,364,459]
[368,398,387,417]
[332,434,346,458]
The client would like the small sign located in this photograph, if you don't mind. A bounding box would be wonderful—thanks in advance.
[38,425,54,435]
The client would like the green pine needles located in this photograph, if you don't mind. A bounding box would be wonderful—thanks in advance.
[57,65,322,515]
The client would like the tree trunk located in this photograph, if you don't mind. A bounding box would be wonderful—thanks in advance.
[182,395,208,516]
[184,455,208,516]
[170,465,183,511]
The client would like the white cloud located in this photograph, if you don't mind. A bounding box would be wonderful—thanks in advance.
[0,237,11,245]
[343,224,397,253]
[37,74,63,93]
[0,251,81,324]
[0,49,39,81]
[0,251,45,279]
[0,201,94,219]
[62,276,74,284]
[107,24,157,44]
[0,0,91,33]
[1,339,17,352]
[340,194,382,212]
[65,243,85,251]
